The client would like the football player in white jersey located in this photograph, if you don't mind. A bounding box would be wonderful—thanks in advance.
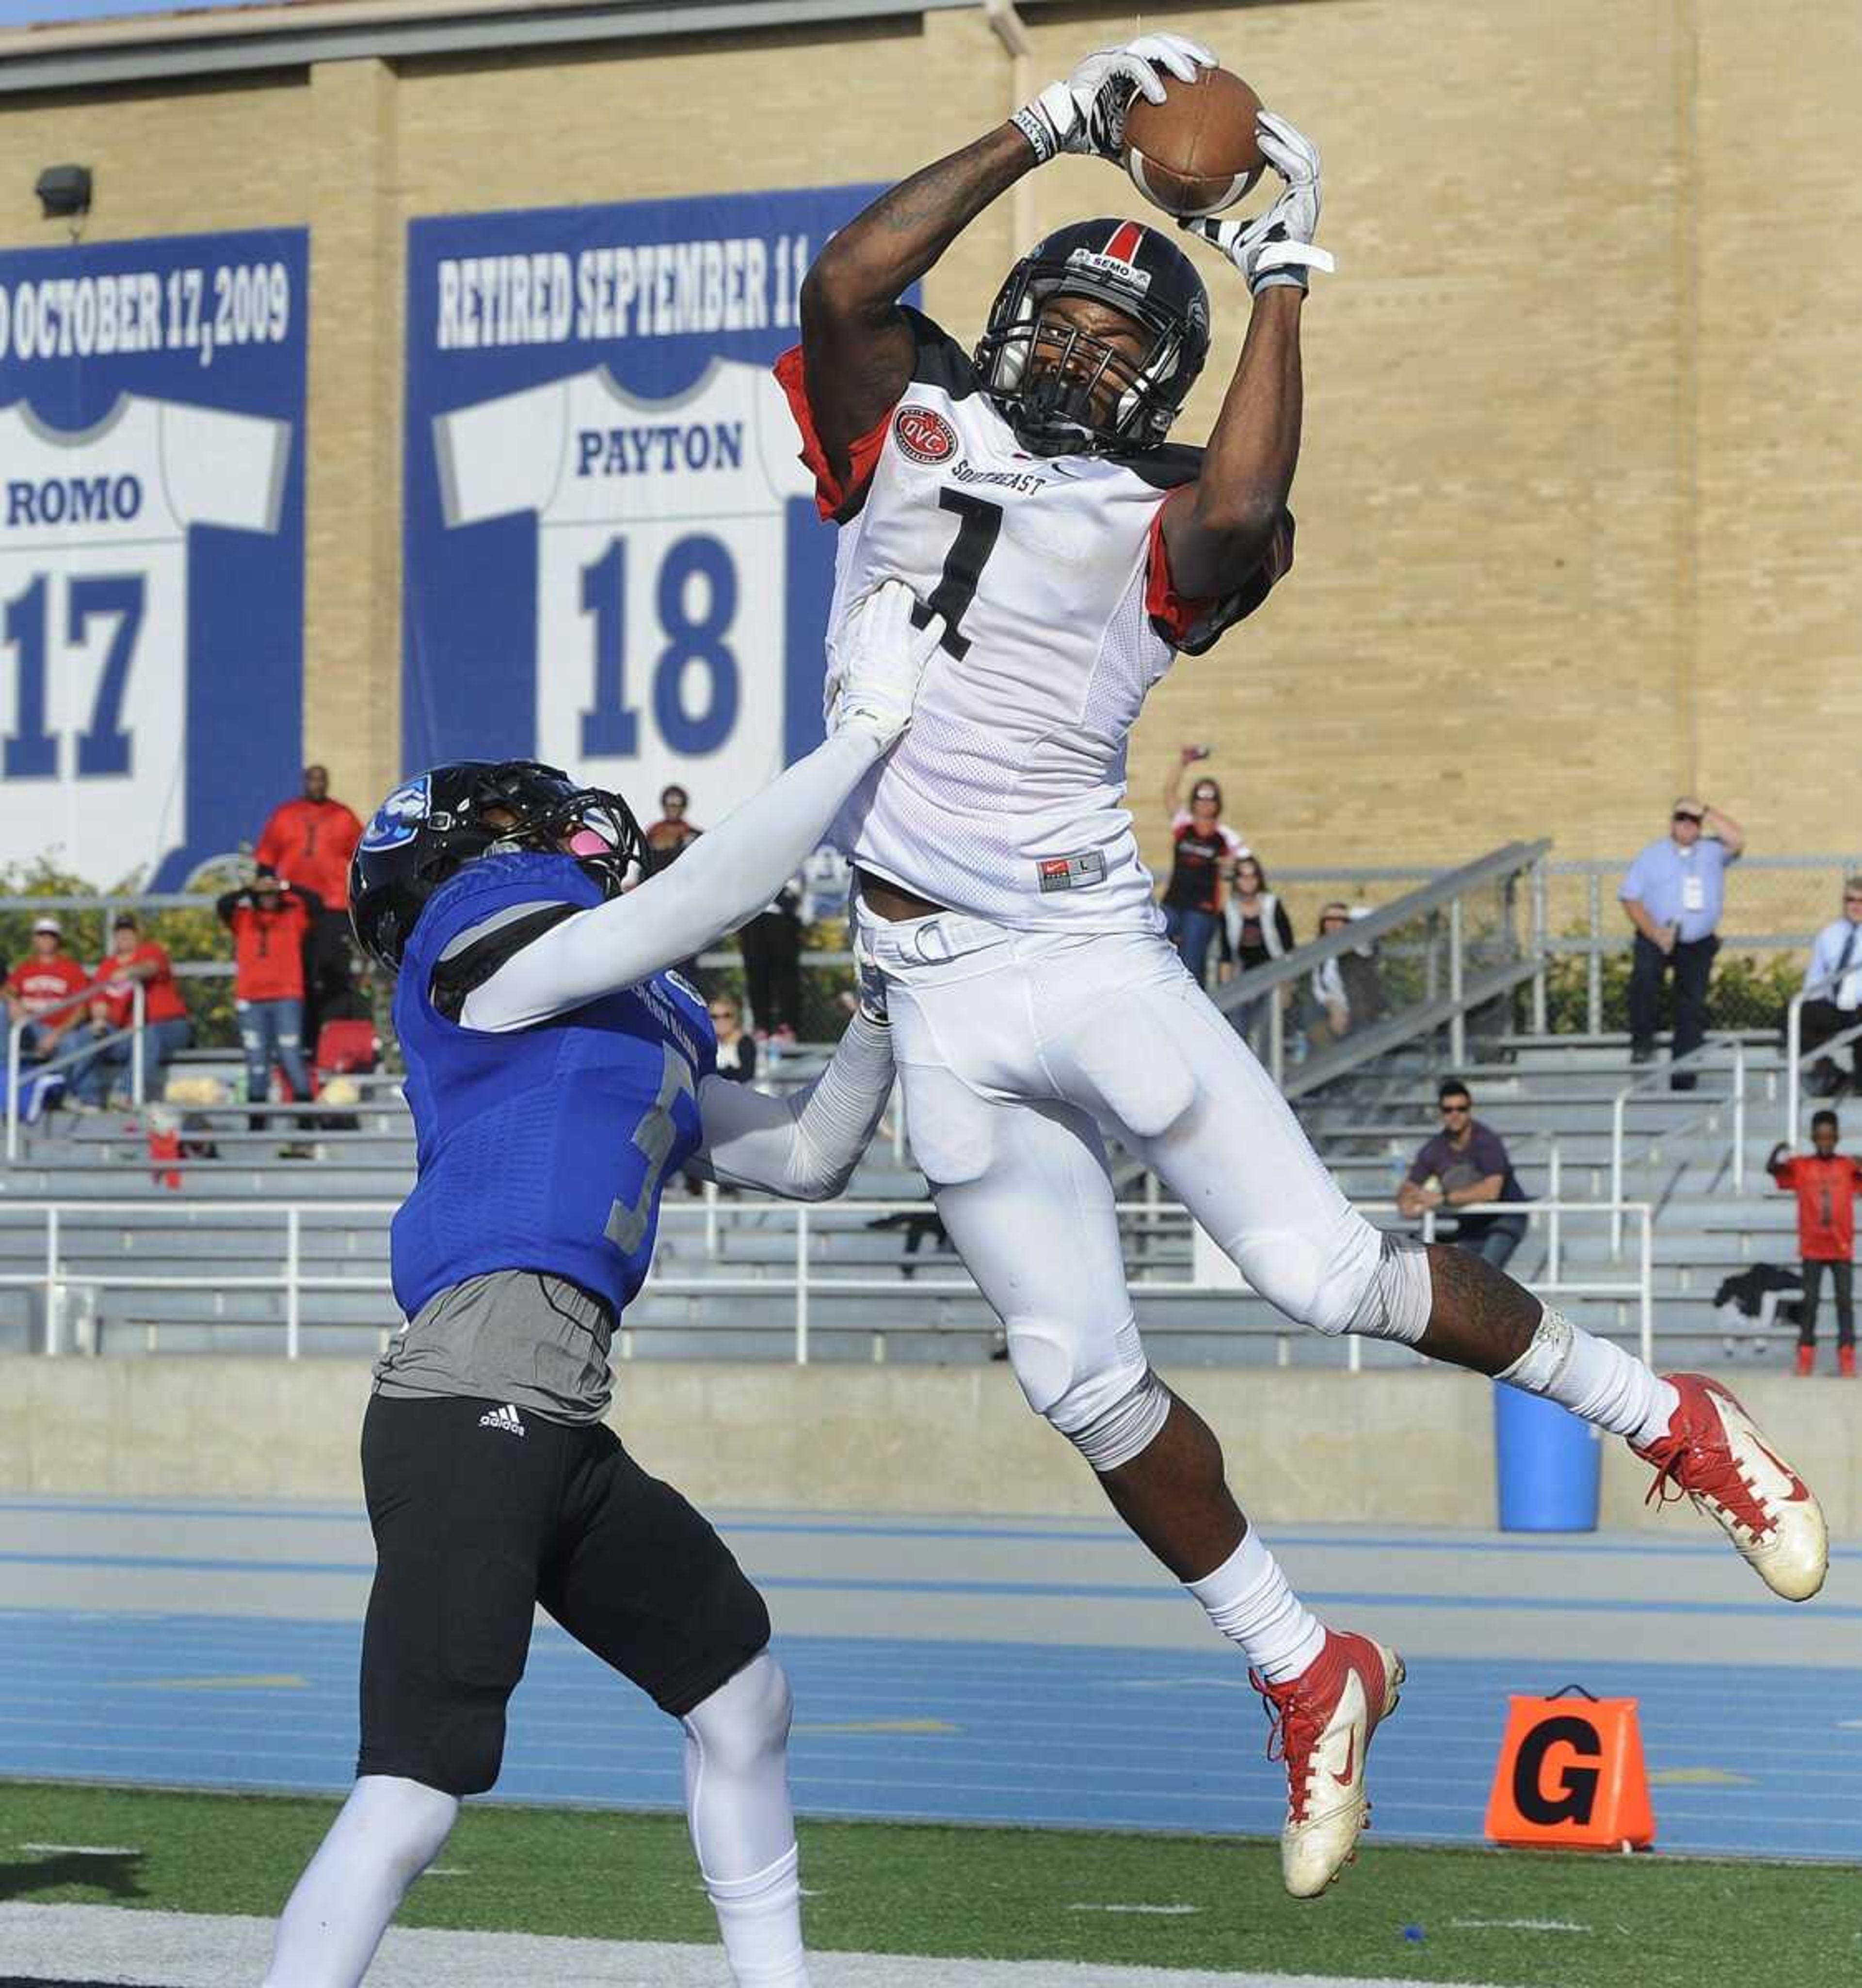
[780,29,1829,1896]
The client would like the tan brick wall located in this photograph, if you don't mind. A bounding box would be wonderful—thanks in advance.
[1,0,1855,882]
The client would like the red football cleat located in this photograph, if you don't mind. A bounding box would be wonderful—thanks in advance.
[1840,1346,1856,1379]
[1795,1343,1816,1378]
[1252,1628,1403,1897]
[1635,1373,1828,1601]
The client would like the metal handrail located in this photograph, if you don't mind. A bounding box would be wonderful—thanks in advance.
[1212,839,1550,1097]
[4,1188,1654,1369]
[1784,973,1862,1144]
[1608,1038,1745,1258]
[6,981,145,1162]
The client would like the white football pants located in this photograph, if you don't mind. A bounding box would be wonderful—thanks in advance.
[858,902,1384,1436]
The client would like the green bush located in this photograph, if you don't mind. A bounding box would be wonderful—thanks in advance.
[1536,933,1803,1035]
[0,856,244,1049]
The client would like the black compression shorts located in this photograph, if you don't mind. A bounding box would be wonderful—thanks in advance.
[355,1392,769,1796]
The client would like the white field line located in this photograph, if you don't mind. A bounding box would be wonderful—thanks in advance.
[0,1902,1529,1988]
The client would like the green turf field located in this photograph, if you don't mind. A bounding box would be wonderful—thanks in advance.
[1,1781,1856,1988]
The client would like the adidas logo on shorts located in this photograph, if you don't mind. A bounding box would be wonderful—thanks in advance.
[478,1402,526,1438]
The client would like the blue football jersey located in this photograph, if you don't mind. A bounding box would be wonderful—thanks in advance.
[391,851,717,1321]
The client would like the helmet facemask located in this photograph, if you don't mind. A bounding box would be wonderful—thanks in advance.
[471,765,652,902]
[975,224,1210,458]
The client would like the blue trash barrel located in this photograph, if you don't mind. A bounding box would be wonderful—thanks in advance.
[1493,1385,1601,1532]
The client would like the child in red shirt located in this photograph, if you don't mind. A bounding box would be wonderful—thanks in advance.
[1768,1110,1862,1376]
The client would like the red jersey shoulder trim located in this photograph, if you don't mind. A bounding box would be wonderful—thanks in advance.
[773,346,893,525]
[1145,503,1297,656]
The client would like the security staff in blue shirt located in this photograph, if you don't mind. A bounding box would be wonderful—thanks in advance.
[1619,796,1746,1089]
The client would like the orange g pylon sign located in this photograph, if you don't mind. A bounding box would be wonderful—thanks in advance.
[1484,1690,1655,1851]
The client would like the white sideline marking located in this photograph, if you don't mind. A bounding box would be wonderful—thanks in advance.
[1068,1903,1203,1916]
[1450,1917,1589,1934]
[0,1902,1528,1988]
[17,1842,142,1857]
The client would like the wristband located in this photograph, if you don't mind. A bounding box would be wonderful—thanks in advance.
[1011,102,1060,165]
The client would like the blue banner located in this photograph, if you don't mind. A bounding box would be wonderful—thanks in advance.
[403,186,892,829]
[0,227,307,890]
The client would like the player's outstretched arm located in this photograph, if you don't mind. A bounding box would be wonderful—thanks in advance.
[690,1011,895,1201]
[800,127,1035,483]
[1167,112,1332,599]
[799,33,1210,488]
[458,587,943,1032]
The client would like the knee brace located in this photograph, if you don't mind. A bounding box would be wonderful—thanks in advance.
[1234,1226,1430,1342]
[1064,1364,1172,1473]
[1006,1314,1152,1445]
[1341,1233,1433,1344]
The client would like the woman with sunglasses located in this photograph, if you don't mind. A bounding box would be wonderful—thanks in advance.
[1160,744,1248,988]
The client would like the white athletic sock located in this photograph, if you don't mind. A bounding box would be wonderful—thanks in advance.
[706,1846,812,1988]
[1498,1306,1680,1448]
[684,1654,812,1988]
[263,1774,459,1988]
[1186,1526,1326,1683]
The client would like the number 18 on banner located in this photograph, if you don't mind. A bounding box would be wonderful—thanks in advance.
[433,357,819,816]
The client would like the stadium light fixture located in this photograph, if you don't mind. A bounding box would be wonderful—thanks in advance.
[34,163,92,219]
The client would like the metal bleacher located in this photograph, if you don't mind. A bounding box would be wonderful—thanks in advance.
[0,1023,1812,1372]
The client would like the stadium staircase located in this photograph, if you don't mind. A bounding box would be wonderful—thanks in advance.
[0,1030,1807,1372]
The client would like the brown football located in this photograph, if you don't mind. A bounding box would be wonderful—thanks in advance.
[1122,66,1265,219]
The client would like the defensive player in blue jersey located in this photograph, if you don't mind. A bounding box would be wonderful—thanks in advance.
[262,583,941,1988]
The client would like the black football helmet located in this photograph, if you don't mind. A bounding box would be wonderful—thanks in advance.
[973,217,1212,458]
[348,759,650,972]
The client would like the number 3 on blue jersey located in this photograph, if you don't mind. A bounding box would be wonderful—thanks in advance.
[604,1043,697,1256]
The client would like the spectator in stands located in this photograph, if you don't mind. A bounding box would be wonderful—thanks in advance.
[682,994,757,1198]
[1397,1077,1531,1271]
[1221,853,1295,1051]
[646,785,702,864]
[256,765,365,1049]
[1161,746,1247,987]
[68,914,193,1108]
[1799,878,1862,1098]
[1222,854,1295,976]
[1620,797,1745,1090]
[3,917,90,1064]
[1303,901,1353,1044]
[217,869,319,1126]
[1767,1112,1862,1377]
[738,876,803,1044]
[646,785,707,987]
[709,994,757,1086]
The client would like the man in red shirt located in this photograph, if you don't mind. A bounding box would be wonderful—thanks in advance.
[69,914,195,1108]
[1768,1111,1862,1376]
[256,765,365,1050]
[3,917,91,1063]
[256,765,364,908]
[217,870,321,1123]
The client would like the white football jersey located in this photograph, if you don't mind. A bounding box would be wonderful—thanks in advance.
[779,310,1284,932]
[434,360,815,821]
[0,394,289,882]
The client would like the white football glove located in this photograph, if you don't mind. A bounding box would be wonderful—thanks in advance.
[1180,111,1334,293]
[1012,32,1215,166]
[825,579,945,753]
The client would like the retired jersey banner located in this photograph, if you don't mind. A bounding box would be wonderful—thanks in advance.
[0,227,306,890]
[403,186,893,817]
